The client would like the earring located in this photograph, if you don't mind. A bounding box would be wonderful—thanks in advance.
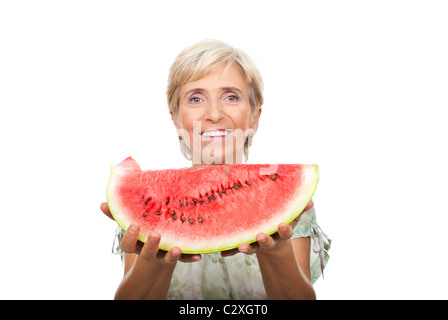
[246,134,254,147]
[178,135,192,160]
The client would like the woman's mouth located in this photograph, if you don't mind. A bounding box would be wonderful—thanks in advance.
[200,129,232,140]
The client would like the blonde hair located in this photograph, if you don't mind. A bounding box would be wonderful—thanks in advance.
[167,39,264,161]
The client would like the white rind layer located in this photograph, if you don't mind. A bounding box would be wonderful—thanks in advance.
[107,163,319,254]
[107,171,134,239]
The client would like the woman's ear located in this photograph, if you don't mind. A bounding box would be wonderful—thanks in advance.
[250,107,262,132]
[170,110,180,129]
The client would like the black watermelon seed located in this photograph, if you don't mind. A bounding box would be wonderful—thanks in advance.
[245,180,251,186]
[142,212,148,218]
[192,199,197,206]
[208,194,215,201]
[218,190,223,198]
[271,173,279,180]
[165,198,170,205]
[198,217,203,223]
[170,211,176,219]
[155,210,161,215]
[180,215,186,223]
[185,200,189,207]
[145,199,150,205]
[233,182,242,190]
[188,218,194,224]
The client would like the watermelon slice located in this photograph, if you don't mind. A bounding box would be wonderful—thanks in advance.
[107,157,319,254]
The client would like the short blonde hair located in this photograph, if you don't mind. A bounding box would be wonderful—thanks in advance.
[167,39,264,115]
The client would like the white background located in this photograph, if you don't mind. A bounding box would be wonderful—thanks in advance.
[1,1,447,299]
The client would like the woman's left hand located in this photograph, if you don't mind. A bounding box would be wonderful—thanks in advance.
[221,199,313,258]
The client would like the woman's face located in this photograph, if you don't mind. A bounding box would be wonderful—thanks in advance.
[172,64,261,166]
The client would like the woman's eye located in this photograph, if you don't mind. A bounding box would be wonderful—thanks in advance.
[224,94,239,102]
[189,96,203,103]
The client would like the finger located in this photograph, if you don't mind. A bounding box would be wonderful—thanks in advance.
[179,254,202,263]
[239,242,260,255]
[238,243,251,254]
[289,217,300,229]
[140,231,161,259]
[291,199,314,227]
[120,224,141,253]
[162,247,182,265]
[256,233,276,250]
[221,248,239,258]
[304,199,314,212]
[277,223,293,240]
[100,202,114,220]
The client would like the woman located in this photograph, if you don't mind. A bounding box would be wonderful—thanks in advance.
[101,39,330,300]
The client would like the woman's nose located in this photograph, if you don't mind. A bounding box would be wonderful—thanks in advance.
[205,100,224,122]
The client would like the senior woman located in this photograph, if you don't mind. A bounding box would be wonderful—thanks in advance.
[101,39,330,300]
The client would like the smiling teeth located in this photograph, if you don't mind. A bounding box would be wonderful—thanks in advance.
[201,130,230,137]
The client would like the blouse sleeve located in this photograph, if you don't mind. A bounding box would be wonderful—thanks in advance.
[112,226,125,264]
[291,207,331,284]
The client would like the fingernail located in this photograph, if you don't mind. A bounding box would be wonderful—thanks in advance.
[129,224,139,232]
[150,232,160,242]
[240,246,250,253]
[172,248,181,257]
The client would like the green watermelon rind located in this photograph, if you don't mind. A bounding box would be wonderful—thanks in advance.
[107,164,319,254]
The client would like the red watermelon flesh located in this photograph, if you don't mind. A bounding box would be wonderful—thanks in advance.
[107,157,319,253]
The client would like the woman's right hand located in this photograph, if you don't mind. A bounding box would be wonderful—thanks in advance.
[100,202,201,264]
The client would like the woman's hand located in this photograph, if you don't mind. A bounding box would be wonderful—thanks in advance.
[121,224,201,264]
[221,199,314,258]
[100,202,201,264]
